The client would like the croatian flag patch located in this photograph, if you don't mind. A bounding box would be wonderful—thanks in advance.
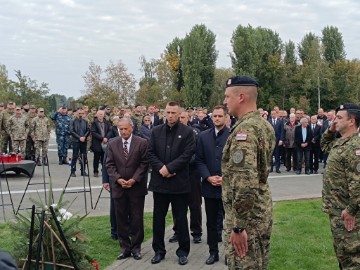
[236,132,247,141]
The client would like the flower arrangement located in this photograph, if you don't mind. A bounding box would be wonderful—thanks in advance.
[9,180,96,269]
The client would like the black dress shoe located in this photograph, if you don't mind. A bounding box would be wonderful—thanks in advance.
[178,256,188,265]
[296,170,301,175]
[305,171,310,175]
[110,235,118,240]
[169,234,178,243]
[81,172,88,176]
[314,170,318,174]
[70,173,76,177]
[205,254,219,265]
[270,168,273,172]
[133,252,142,260]
[276,169,281,173]
[151,253,165,264]
[193,235,202,243]
[310,170,313,174]
[117,252,131,260]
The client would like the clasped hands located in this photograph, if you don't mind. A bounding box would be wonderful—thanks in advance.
[116,178,136,189]
[159,165,176,178]
[207,175,223,186]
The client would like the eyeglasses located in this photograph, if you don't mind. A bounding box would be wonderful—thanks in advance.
[144,120,151,122]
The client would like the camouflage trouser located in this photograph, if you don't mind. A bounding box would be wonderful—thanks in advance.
[25,135,35,160]
[34,140,49,160]
[56,134,70,158]
[12,140,26,157]
[329,215,360,269]
[87,134,92,152]
[224,220,272,270]
[1,133,13,153]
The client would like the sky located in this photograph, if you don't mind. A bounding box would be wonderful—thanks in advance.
[1,0,360,99]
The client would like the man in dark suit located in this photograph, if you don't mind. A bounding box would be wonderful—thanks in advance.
[106,118,148,261]
[269,110,284,173]
[294,117,313,174]
[91,110,111,177]
[195,105,229,265]
[148,101,196,266]
[309,115,321,174]
[147,105,160,126]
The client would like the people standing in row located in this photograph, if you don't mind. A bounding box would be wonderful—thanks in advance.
[269,110,283,173]
[282,113,297,172]
[294,118,312,174]
[31,108,51,166]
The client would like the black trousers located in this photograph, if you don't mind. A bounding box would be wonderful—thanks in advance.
[152,192,190,257]
[271,144,281,170]
[204,197,224,255]
[71,141,87,173]
[93,150,104,173]
[296,147,310,172]
[310,143,320,172]
[285,148,297,171]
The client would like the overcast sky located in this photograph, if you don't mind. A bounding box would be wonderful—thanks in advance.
[1,0,359,99]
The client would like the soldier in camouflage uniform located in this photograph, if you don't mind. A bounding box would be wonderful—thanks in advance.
[25,104,37,160]
[321,103,360,270]
[0,101,16,153]
[222,76,275,270]
[132,104,143,136]
[50,106,72,165]
[31,108,51,166]
[7,106,29,157]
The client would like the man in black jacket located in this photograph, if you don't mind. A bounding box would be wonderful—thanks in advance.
[309,115,321,174]
[70,108,90,177]
[196,105,229,265]
[148,101,195,266]
[294,117,313,174]
[91,110,111,177]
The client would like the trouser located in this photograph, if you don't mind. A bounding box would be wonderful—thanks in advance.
[34,140,49,160]
[12,140,26,157]
[25,135,35,160]
[71,141,87,173]
[310,143,320,172]
[93,150,104,174]
[56,134,70,158]
[271,144,281,170]
[152,192,190,257]
[114,193,145,254]
[285,148,297,171]
[329,215,360,269]
[296,148,310,172]
[1,133,12,153]
[204,197,224,255]
[109,188,117,237]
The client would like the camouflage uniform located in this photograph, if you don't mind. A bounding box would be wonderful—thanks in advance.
[7,114,29,156]
[132,112,143,136]
[25,111,37,160]
[222,110,275,270]
[321,129,360,269]
[31,115,51,162]
[0,109,14,153]
[50,111,72,162]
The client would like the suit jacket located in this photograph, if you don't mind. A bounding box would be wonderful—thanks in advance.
[148,121,195,194]
[70,117,90,142]
[91,118,111,152]
[106,136,149,198]
[107,125,119,139]
[269,118,284,142]
[309,123,321,145]
[294,125,313,150]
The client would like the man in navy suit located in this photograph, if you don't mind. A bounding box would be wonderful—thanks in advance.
[294,117,313,174]
[106,118,149,261]
[309,115,321,174]
[269,110,284,173]
[147,105,160,126]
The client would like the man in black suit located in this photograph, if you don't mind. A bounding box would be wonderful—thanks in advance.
[106,118,148,261]
[309,115,321,174]
[269,110,284,173]
[91,110,111,177]
[148,101,196,266]
[147,105,160,126]
[294,117,313,174]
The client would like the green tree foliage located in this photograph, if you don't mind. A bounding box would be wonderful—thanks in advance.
[209,68,235,109]
[298,32,318,65]
[322,26,346,64]
[182,24,217,107]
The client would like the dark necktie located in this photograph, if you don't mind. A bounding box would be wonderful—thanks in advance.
[123,141,129,160]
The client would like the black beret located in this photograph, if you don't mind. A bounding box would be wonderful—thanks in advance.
[336,103,360,114]
[225,76,259,88]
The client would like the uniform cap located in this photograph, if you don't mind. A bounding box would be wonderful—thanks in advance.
[335,103,360,114]
[38,108,44,112]
[0,103,4,107]
[30,104,36,109]
[225,76,259,88]
[15,106,21,110]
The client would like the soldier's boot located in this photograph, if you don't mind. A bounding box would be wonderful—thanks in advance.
[43,156,48,166]
[59,157,63,165]
[62,157,67,164]
[36,158,42,166]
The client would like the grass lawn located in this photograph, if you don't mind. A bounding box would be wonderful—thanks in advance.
[0,200,339,270]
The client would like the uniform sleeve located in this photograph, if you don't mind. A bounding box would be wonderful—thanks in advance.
[229,129,259,229]
[345,153,360,216]
[320,128,336,153]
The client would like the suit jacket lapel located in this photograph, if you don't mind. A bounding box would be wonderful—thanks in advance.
[127,136,139,160]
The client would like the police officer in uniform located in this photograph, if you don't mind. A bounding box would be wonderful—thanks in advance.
[321,103,360,269]
[222,76,275,269]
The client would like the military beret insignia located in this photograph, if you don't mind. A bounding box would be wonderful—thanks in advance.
[233,150,244,164]
[225,75,259,88]
[236,132,247,141]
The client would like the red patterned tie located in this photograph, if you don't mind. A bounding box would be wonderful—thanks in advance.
[124,141,129,160]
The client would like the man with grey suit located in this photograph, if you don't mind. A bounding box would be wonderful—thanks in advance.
[106,118,149,261]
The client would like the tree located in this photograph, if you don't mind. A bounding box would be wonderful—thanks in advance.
[298,32,318,65]
[321,26,346,64]
[181,24,217,107]
[82,60,136,107]
[165,37,184,91]
[209,68,235,109]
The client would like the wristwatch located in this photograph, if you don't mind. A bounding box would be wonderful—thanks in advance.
[232,226,245,234]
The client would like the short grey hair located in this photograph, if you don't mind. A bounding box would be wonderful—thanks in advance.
[118,117,134,127]
[300,117,308,123]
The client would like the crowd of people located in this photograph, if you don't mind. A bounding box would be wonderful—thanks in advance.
[0,74,359,269]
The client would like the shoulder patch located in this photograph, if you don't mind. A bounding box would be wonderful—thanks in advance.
[356,149,360,156]
[235,132,247,141]
[233,150,245,164]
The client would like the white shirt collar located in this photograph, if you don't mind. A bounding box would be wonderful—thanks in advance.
[122,134,133,151]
